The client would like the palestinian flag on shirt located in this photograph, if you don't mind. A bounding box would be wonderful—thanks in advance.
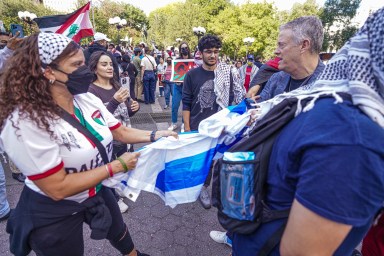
[34,2,94,43]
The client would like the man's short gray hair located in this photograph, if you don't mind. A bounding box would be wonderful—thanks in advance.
[280,16,324,54]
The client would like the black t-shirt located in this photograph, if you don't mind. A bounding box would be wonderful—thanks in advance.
[182,66,218,131]
[285,76,310,92]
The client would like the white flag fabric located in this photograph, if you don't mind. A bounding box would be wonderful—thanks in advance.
[102,100,252,207]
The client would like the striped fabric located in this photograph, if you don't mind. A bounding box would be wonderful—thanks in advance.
[102,100,252,207]
[34,2,94,43]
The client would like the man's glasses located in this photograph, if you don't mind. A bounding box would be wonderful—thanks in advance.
[203,50,220,55]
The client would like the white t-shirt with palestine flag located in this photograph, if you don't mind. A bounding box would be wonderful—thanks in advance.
[0,93,121,203]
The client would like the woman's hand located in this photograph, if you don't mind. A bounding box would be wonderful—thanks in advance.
[113,152,141,173]
[155,130,178,140]
[247,107,262,126]
[130,100,140,112]
[113,88,130,103]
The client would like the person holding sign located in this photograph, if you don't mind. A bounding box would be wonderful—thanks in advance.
[168,42,193,131]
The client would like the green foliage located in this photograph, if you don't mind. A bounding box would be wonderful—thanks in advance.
[0,0,57,35]
[147,0,231,51]
[208,2,279,59]
[0,0,147,44]
[85,0,148,45]
[280,0,322,22]
[320,0,361,51]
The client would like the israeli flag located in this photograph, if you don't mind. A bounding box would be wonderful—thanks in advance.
[102,100,251,207]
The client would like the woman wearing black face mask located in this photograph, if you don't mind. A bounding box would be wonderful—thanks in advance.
[0,33,177,256]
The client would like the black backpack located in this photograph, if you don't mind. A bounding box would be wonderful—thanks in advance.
[211,93,351,255]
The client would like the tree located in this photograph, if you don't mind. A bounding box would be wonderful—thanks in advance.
[76,0,148,45]
[280,0,321,22]
[320,0,361,51]
[208,2,279,59]
[0,0,57,35]
[147,0,232,51]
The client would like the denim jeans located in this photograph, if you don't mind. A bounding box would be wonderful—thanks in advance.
[143,71,156,104]
[164,81,174,106]
[171,83,183,123]
[0,162,10,218]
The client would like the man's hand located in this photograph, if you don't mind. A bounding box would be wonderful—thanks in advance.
[247,85,260,98]
[7,32,23,50]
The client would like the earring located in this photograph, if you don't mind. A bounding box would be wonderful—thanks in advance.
[49,79,54,84]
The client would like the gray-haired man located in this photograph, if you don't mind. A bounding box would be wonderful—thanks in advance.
[249,16,326,102]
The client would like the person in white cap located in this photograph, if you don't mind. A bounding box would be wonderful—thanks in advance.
[83,32,121,78]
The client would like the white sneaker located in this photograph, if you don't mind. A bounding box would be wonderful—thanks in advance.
[164,105,169,109]
[209,231,232,247]
[118,198,129,213]
[181,123,185,133]
[168,123,178,131]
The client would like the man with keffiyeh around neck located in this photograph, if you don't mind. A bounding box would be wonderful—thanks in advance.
[182,35,246,210]
[231,8,384,256]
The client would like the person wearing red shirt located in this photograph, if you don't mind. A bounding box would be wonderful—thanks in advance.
[238,54,258,92]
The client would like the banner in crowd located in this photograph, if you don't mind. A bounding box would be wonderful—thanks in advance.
[34,2,94,43]
[102,100,251,207]
[170,59,195,82]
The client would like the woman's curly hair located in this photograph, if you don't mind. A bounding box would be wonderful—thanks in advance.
[0,33,79,138]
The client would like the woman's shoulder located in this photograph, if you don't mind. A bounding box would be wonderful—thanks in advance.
[76,93,105,106]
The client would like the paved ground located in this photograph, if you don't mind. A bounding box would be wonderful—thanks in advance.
[0,91,231,256]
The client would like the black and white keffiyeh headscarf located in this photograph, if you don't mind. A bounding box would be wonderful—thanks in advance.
[38,33,71,68]
[256,7,384,128]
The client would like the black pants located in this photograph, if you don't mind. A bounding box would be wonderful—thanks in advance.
[29,188,134,256]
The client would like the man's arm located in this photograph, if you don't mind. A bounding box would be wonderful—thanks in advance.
[257,74,275,102]
[140,58,145,80]
[182,73,193,131]
[0,32,23,71]
[182,111,191,132]
[280,199,352,256]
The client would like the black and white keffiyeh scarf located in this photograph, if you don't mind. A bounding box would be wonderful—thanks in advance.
[38,32,71,67]
[214,62,245,109]
[255,7,384,128]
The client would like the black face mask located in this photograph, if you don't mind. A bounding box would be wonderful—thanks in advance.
[181,48,189,56]
[55,65,94,95]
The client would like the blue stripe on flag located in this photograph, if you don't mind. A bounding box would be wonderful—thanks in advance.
[228,100,247,115]
[215,127,247,154]
[155,147,216,192]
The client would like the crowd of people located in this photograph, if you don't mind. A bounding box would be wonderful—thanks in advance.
[0,6,383,256]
